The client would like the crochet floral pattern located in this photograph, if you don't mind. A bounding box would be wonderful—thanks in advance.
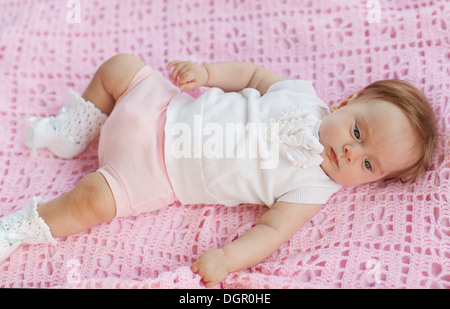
[0,0,448,288]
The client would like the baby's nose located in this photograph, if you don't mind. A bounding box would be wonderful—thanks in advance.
[344,144,362,163]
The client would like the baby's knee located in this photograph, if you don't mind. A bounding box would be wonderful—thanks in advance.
[101,54,145,76]
[72,173,116,224]
[98,53,146,99]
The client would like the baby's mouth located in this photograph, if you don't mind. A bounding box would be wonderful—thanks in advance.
[330,148,339,167]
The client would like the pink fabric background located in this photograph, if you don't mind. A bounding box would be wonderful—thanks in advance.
[0,0,448,288]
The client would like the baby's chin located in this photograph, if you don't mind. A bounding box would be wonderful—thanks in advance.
[319,160,340,184]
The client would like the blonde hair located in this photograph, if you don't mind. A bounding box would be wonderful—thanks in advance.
[355,79,437,184]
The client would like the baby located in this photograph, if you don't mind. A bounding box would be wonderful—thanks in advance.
[0,54,436,287]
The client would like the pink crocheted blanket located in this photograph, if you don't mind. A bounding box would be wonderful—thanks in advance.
[0,0,448,289]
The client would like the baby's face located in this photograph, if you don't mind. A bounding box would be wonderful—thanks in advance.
[319,97,420,186]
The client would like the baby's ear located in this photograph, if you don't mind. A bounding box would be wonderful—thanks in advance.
[330,93,358,112]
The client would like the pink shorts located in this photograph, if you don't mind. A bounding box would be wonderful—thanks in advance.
[97,65,180,218]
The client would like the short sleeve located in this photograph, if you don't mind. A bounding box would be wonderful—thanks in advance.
[277,184,341,205]
[266,80,317,96]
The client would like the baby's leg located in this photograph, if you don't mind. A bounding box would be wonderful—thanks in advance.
[37,172,116,237]
[0,172,115,263]
[1,54,148,262]
[31,54,148,236]
[82,53,147,115]
[24,54,146,158]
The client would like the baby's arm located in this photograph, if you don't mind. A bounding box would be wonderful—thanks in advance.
[191,201,322,287]
[167,60,287,94]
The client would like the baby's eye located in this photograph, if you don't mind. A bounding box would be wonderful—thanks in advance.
[354,126,361,140]
[364,159,372,170]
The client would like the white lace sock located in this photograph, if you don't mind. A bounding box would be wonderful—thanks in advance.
[0,197,56,264]
[24,90,108,159]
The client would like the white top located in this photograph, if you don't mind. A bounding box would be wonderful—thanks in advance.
[164,80,342,207]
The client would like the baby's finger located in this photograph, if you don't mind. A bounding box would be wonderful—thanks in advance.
[180,81,200,91]
[172,64,182,84]
[190,262,200,274]
[202,274,219,288]
[170,63,186,84]
[168,61,186,84]
[167,59,182,70]
[205,280,217,288]
[178,69,196,84]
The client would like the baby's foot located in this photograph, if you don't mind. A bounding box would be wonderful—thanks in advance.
[0,197,56,264]
[24,90,107,159]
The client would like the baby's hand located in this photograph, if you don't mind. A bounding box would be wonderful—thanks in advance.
[191,248,230,287]
[167,60,208,91]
